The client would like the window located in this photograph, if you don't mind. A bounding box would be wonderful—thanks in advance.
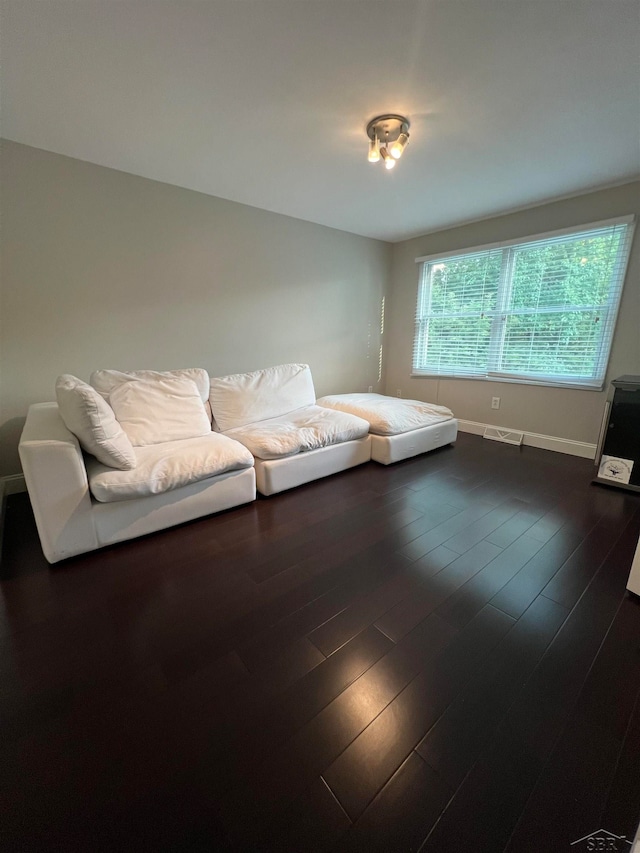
[412,216,635,390]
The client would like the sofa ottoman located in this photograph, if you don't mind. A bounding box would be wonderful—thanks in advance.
[316,392,458,464]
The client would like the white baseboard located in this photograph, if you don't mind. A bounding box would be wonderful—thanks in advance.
[457,420,597,460]
[2,474,26,496]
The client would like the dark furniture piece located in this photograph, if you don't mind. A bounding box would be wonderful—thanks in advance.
[595,375,640,493]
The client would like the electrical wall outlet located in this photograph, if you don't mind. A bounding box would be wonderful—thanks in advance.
[491,397,501,409]
[368,385,373,392]
[397,389,402,397]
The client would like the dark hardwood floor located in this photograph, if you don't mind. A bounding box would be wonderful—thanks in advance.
[2,432,640,852]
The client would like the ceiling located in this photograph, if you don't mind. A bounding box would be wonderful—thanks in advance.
[2,0,639,242]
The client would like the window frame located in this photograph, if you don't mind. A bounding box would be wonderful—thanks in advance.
[412,215,635,391]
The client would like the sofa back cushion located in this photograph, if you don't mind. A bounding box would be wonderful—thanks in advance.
[55,374,137,470]
[209,363,316,432]
[91,368,210,403]
[109,376,212,446]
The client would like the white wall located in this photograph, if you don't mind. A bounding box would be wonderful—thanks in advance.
[3,140,635,477]
[0,141,391,476]
[384,182,640,446]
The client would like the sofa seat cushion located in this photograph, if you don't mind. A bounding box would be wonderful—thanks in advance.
[224,405,370,460]
[209,363,316,432]
[316,393,454,436]
[87,433,254,503]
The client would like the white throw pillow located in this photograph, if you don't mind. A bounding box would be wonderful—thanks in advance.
[55,374,137,470]
[109,376,212,446]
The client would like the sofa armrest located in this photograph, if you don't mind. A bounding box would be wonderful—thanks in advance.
[19,403,98,563]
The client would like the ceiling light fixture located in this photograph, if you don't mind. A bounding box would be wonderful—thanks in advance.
[366,114,410,170]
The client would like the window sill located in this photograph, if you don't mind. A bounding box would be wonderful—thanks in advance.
[410,372,605,392]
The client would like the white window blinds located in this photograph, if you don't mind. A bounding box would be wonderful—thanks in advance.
[413,216,635,390]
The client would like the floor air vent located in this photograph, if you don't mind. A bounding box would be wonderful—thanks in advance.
[483,426,524,446]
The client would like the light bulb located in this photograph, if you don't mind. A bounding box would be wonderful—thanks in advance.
[368,136,380,163]
[389,131,409,159]
[380,147,395,170]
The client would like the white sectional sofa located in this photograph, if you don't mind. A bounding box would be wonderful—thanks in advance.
[18,363,457,564]
[209,363,372,496]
